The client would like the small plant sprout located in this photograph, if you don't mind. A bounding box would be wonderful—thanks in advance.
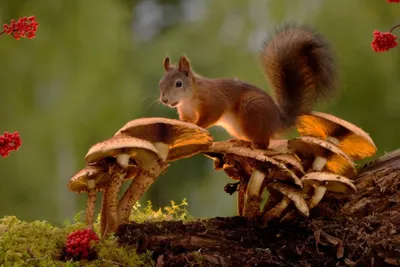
[85,135,162,235]
[301,172,356,209]
[296,111,377,160]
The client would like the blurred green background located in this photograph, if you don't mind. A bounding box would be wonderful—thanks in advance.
[0,0,399,225]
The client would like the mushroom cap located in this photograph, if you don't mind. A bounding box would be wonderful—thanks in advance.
[67,165,140,193]
[269,139,289,153]
[296,111,377,160]
[267,182,309,217]
[85,134,161,165]
[288,136,356,177]
[271,153,305,177]
[301,171,356,194]
[114,117,213,161]
[206,144,303,187]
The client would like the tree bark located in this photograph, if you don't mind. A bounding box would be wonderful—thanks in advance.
[117,149,400,267]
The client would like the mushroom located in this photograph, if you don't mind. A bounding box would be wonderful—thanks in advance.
[296,111,377,160]
[260,182,309,226]
[67,165,109,228]
[67,162,140,233]
[203,142,302,219]
[113,118,213,223]
[114,117,213,161]
[85,134,162,235]
[301,171,356,209]
[288,136,356,177]
[271,153,305,178]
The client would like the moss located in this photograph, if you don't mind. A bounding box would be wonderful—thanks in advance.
[0,199,189,266]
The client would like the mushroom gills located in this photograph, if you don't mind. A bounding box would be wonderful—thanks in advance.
[242,169,265,218]
[152,142,170,161]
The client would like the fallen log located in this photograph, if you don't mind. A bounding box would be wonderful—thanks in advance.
[117,149,400,267]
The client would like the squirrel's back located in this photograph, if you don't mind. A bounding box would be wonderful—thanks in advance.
[261,23,338,129]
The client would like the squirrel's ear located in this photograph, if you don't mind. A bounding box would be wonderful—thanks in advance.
[178,56,191,76]
[163,57,171,71]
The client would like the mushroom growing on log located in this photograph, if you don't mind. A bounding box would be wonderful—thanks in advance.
[296,111,377,160]
[113,118,213,224]
[116,149,400,266]
[260,182,309,225]
[301,171,356,209]
[288,136,356,177]
[67,163,139,231]
[85,134,162,235]
[203,142,302,219]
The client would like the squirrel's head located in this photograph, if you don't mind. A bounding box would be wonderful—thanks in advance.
[159,55,194,108]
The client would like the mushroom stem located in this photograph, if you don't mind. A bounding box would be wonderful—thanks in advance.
[312,156,327,171]
[100,189,108,237]
[116,153,130,168]
[237,184,246,216]
[104,154,129,236]
[326,136,340,146]
[308,185,328,209]
[309,156,328,209]
[261,196,291,226]
[118,161,168,224]
[152,142,170,161]
[242,170,265,219]
[85,179,97,227]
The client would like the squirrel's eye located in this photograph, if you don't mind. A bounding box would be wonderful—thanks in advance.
[175,80,182,88]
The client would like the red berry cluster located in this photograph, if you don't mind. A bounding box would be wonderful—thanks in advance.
[0,131,22,158]
[371,30,398,52]
[372,2,400,52]
[66,228,99,260]
[1,16,39,40]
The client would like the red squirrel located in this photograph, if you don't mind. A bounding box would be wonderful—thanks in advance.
[159,24,338,150]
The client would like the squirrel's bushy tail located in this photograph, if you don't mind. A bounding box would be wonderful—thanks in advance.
[261,23,338,129]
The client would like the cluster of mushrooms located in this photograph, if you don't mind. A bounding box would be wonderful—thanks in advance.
[67,112,377,237]
[204,111,377,225]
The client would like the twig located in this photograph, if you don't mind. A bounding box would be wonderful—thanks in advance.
[101,259,128,266]
[25,255,49,262]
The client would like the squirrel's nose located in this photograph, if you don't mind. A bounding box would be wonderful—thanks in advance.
[161,97,168,104]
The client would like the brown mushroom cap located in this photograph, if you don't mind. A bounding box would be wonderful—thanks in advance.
[85,134,161,167]
[267,182,309,217]
[271,153,305,177]
[301,171,356,194]
[296,111,377,160]
[288,136,356,177]
[68,166,105,193]
[213,145,303,187]
[301,172,357,193]
[67,165,140,193]
[114,117,213,161]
